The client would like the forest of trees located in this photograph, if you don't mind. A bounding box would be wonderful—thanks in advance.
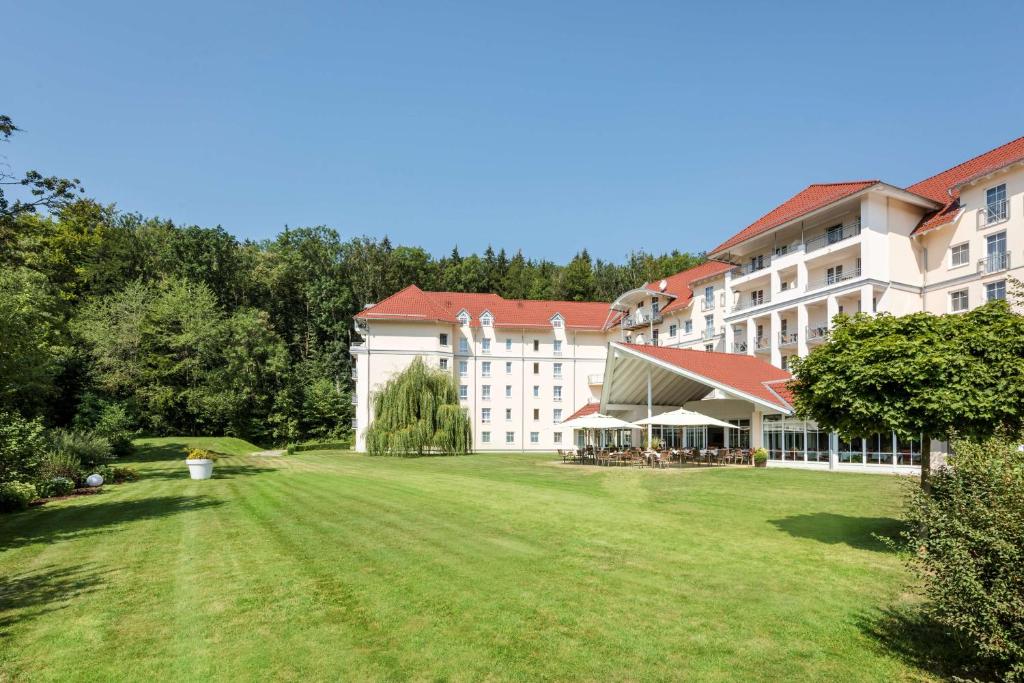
[1,114,704,445]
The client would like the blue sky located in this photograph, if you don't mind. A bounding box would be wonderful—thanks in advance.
[6,0,1023,262]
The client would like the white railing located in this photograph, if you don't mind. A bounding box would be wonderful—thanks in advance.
[805,220,861,253]
[732,293,770,312]
[732,341,748,353]
[587,374,604,385]
[732,257,772,277]
[778,331,798,346]
[702,325,724,341]
[977,199,1009,228]
[978,252,1011,274]
[806,325,829,342]
[621,311,663,329]
[701,298,715,311]
[754,336,770,350]
[808,267,862,291]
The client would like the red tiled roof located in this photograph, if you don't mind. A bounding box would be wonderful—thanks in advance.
[908,135,1024,235]
[710,181,878,255]
[618,343,794,411]
[356,285,614,330]
[565,402,600,421]
[643,260,734,316]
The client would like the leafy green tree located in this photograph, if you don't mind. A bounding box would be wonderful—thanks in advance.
[0,268,63,414]
[558,249,596,301]
[365,357,472,455]
[0,411,46,483]
[790,301,1024,487]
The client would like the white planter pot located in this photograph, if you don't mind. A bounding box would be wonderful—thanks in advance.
[186,459,214,480]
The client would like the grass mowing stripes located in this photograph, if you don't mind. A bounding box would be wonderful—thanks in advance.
[0,438,933,681]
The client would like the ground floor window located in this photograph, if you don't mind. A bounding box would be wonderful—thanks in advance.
[530,432,539,444]
[505,431,515,444]
[481,431,491,444]
[553,432,562,444]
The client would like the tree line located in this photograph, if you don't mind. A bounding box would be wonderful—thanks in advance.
[0,114,704,446]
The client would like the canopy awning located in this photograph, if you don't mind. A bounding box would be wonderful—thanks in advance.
[559,413,636,430]
[632,408,739,429]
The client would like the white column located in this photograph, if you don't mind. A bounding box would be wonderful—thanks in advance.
[746,320,756,356]
[770,269,781,296]
[796,259,809,293]
[724,270,734,313]
[796,303,809,357]
[859,284,874,315]
[751,410,763,448]
[724,323,735,353]
[646,368,653,448]
[826,295,839,327]
[769,310,782,367]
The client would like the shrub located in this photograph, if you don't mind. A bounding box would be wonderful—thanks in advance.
[0,481,38,512]
[37,476,75,498]
[898,435,1024,680]
[287,439,352,454]
[37,450,84,486]
[47,429,113,469]
[96,465,139,483]
[752,448,768,465]
[0,412,47,482]
[92,404,135,458]
[185,448,218,462]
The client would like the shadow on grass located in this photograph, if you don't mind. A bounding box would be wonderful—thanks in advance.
[139,464,266,481]
[856,605,993,681]
[769,513,905,552]
[131,442,209,463]
[0,564,110,639]
[0,496,224,551]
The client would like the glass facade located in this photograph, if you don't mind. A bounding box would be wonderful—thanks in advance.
[762,416,919,467]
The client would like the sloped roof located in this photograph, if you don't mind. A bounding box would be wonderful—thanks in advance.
[643,260,734,315]
[909,135,1024,235]
[356,285,613,330]
[710,181,878,255]
[618,343,794,411]
[564,402,600,422]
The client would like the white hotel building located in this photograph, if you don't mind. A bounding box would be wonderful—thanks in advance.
[353,135,1024,473]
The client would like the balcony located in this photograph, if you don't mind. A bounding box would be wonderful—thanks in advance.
[587,374,604,385]
[700,298,715,311]
[702,325,724,341]
[731,293,770,313]
[808,267,862,291]
[977,199,1009,228]
[978,251,1011,274]
[754,336,771,351]
[806,325,829,343]
[732,341,748,353]
[778,331,798,347]
[731,256,772,277]
[804,220,861,253]
[621,311,663,330]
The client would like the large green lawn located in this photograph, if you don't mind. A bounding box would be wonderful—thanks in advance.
[0,438,931,681]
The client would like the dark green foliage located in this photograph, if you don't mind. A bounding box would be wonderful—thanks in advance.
[366,358,472,456]
[96,465,139,483]
[38,476,75,498]
[286,438,353,454]
[897,435,1024,680]
[0,481,37,512]
[90,403,135,458]
[0,412,47,483]
[46,429,112,469]
[36,450,84,485]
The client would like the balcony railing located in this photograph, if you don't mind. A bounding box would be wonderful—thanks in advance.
[621,311,663,329]
[702,325,724,341]
[732,341,748,353]
[754,336,770,350]
[778,331,799,346]
[731,257,772,277]
[806,325,829,342]
[804,220,861,253]
[731,293,770,312]
[978,251,1011,274]
[700,298,715,311]
[978,199,1009,228]
[587,374,604,385]
[808,267,862,291]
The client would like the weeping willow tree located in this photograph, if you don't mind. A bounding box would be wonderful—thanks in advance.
[365,357,473,456]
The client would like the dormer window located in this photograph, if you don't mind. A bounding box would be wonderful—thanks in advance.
[550,314,564,329]
[480,311,493,327]
[456,310,470,325]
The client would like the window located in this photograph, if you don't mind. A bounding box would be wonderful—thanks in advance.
[481,408,491,423]
[780,355,789,371]
[505,408,512,421]
[481,361,491,377]
[480,312,493,327]
[532,385,540,397]
[505,385,512,398]
[780,319,788,337]
[553,362,563,378]
[553,386,563,402]
[481,431,491,443]
[751,289,764,306]
[458,360,468,377]
[750,254,765,271]
[530,432,539,444]
[481,385,491,400]
[684,320,693,334]
[533,408,540,421]
[986,183,1008,224]
[704,315,714,338]
[533,362,540,374]
[553,432,562,444]
[505,431,515,444]
[533,339,540,352]
[439,358,449,370]
[826,264,843,284]
[652,301,660,315]
[984,231,1009,272]
[459,385,468,400]
[458,338,469,353]
[551,316,563,328]
[951,243,970,268]
[553,408,562,423]
[705,344,713,352]
[553,340,562,355]
[505,338,513,351]
[652,328,659,344]
[669,324,677,337]
[439,333,449,346]
[826,223,843,244]
[481,338,491,354]
[986,280,1006,301]
[457,311,470,325]
[505,361,512,374]
[950,289,968,312]
[704,285,714,308]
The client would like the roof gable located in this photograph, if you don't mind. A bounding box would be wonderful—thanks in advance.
[645,261,734,316]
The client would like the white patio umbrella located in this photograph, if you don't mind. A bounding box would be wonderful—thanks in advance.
[631,408,738,430]
[559,413,635,452]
